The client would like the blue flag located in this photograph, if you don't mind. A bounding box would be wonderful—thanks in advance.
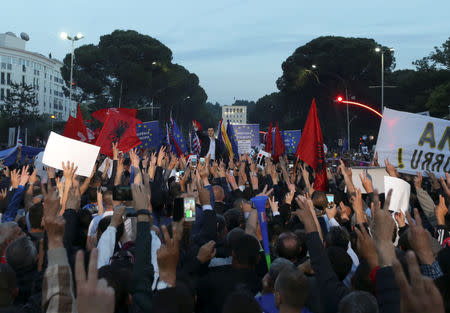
[282,130,302,155]
[226,120,239,157]
[136,121,163,149]
[170,117,187,156]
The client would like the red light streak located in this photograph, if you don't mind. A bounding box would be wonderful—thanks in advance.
[340,100,383,118]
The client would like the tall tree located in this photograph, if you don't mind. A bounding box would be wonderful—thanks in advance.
[0,82,39,127]
[61,30,209,130]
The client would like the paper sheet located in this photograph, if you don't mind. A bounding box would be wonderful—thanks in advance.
[384,176,411,213]
[98,157,113,178]
[351,167,388,194]
[42,132,100,177]
[33,152,48,183]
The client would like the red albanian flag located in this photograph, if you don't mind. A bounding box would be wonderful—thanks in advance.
[63,104,89,142]
[92,108,137,123]
[95,110,142,156]
[295,99,327,191]
[273,122,285,162]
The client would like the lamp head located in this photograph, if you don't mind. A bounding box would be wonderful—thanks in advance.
[60,32,68,40]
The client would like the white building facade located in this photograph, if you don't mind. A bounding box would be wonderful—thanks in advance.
[0,32,74,121]
[222,105,247,125]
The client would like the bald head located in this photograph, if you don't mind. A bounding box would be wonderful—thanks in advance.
[213,185,225,202]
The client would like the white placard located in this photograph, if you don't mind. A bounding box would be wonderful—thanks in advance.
[33,152,48,183]
[384,176,411,213]
[256,151,271,169]
[237,139,252,154]
[351,167,388,194]
[98,157,113,178]
[42,132,100,177]
[376,108,450,177]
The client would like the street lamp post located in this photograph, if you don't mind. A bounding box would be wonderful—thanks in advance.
[60,32,84,116]
[312,65,350,149]
[51,115,55,131]
[375,47,394,113]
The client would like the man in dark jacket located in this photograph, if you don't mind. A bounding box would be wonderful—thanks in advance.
[194,123,223,161]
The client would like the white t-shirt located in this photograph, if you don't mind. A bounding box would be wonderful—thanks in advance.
[208,137,216,160]
[88,210,114,237]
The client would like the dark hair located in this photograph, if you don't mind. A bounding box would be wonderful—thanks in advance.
[0,263,16,307]
[268,258,296,284]
[97,216,124,244]
[327,246,352,281]
[224,209,245,231]
[276,232,300,263]
[274,269,309,309]
[312,191,327,210]
[232,234,260,267]
[338,291,379,313]
[351,259,375,294]
[434,274,450,313]
[98,265,131,313]
[325,226,350,249]
[28,203,44,229]
[5,237,37,271]
[222,291,262,313]
[293,230,308,260]
[437,247,450,276]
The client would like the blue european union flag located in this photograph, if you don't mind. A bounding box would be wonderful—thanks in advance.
[282,130,302,154]
[136,121,163,149]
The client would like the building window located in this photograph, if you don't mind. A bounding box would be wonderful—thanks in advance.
[6,89,10,99]
[22,65,26,72]
[7,64,11,70]
[6,73,10,85]
[0,89,4,101]
[22,76,25,85]
[0,73,4,85]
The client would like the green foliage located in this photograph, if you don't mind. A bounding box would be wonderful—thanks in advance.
[61,30,209,131]
[0,83,39,127]
[426,81,450,116]
[413,37,450,70]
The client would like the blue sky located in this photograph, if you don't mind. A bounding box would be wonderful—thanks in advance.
[4,0,449,105]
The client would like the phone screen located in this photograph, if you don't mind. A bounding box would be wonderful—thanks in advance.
[191,157,198,168]
[183,197,196,221]
[326,194,334,203]
[200,157,205,165]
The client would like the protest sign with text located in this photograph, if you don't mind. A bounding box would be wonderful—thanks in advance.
[376,108,450,177]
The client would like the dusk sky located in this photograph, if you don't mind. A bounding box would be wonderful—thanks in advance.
[4,0,450,105]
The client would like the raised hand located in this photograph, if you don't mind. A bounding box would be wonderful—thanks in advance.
[435,195,448,225]
[129,148,140,168]
[293,195,317,233]
[0,188,7,200]
[414,172,423,190]
[157,226,179,286]
[371,189,396,267]
[359,170,373,193]
[112,142,119,160]
[157,146,166,167]
[131,183,150,212]
[62,161,78,186]
[384,158,399,178]
[197,240,216,264]
[439,174,450,198]
[29,168,38,185]
[392,251,445,313]
[19,165,30,186]
[394,211,406,228]
[325,202,337,220]
[10,169,20,189]
[65,186,81,211]
[268,196,279,214]
[110,205,126,228]
[406,208,434,265]
[75,249,115,313]
[353,188,368,224]
[355,224,378,269]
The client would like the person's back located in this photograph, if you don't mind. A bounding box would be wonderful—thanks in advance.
[196,234,262,313]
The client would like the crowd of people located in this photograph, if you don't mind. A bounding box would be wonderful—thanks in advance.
[0,128,449,313]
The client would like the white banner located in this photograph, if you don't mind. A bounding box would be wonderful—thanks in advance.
[43,132,100,177]
[376,108,450,177]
